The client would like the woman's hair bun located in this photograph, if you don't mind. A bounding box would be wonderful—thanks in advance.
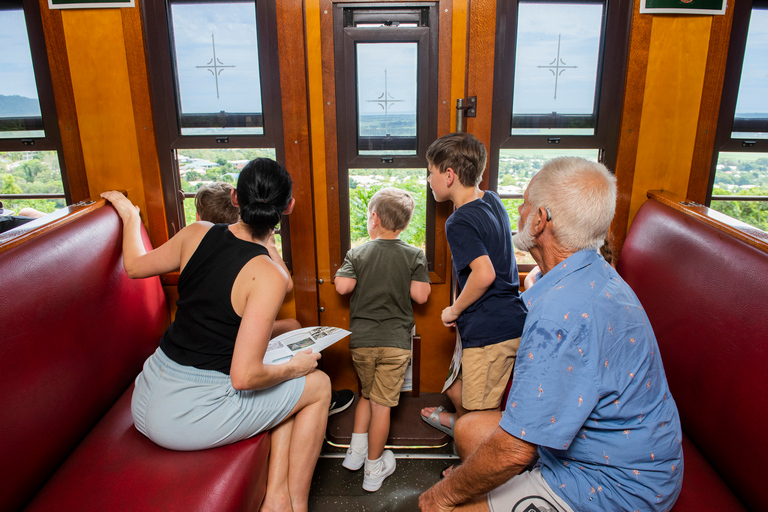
[236,158,293,239]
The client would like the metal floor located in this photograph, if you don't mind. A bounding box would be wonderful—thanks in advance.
[309,443,459,512]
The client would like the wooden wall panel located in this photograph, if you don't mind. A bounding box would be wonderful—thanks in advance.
[275,0,320,329]
[628,15,712,226]
[60,10,149,223]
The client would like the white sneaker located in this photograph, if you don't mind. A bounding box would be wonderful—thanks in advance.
[363,450,396,492]
[342,445,366,471]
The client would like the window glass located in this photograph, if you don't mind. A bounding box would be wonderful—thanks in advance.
[732,8,768,139]
[498,148,600,264]
[710,151,768,230]
[178,147,276,225]
[356,42,418,155]
[512,1,604,135]
[0,5,43,138]
[169,1,264,136]
[0,150,65,212]
[348,168,426,250]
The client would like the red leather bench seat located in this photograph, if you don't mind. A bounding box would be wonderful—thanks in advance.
[0,203,270,511]
[25,385,270,512]
[617,195,768,511]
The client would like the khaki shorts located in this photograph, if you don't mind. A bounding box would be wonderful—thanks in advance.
[460,337,520,410]
[488,467,574,512]
[351,347,411,407]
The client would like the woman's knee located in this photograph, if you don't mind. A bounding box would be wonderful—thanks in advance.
[305,371,331,403]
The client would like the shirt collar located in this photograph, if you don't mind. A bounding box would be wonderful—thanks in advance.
[521,249,601,306]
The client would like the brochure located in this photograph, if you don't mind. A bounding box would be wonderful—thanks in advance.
[264,326,350,365]
[441,330,462,393]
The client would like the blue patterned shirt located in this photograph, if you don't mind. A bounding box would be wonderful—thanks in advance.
[500,249,683,511]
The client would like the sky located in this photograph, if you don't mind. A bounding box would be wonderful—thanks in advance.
[356,42,418,116]
[0,8,42,114]
[735,8,768,117]
[170,2,262,114]
[513,2,603,116]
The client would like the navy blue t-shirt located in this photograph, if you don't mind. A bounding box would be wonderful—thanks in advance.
[445,191,527,348]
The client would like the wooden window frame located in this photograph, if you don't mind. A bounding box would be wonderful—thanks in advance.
[0,0,72,204]
[707,0,768,205]
[332,2,441,277]
[142,0,287,237]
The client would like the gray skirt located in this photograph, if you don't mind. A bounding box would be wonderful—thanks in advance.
[132,347,305,451]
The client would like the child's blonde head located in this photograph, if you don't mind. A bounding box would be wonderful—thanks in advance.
[195,182,239,224]
[368,187,415,232]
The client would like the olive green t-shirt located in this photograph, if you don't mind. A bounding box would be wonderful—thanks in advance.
[335,238,430,350]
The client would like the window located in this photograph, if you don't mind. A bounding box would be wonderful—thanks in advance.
[333,4,438,266]
[0,0,69,214]
[490,0,631,264]
[143,0,285,235]
[709,0,768,231]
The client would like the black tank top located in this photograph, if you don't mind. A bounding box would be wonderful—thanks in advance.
[160,224,270,374]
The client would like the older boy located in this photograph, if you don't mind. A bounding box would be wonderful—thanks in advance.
[421,132,527,437]
[335,187,431,492]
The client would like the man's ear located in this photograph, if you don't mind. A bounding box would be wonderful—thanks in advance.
[230,188,239,208]
[532,206,550,235]
[445,167,456,187]
[283,197,296,215]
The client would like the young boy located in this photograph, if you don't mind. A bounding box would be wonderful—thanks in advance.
[194,182,240,224]
[421,132,527,436]
[335,187,431,492]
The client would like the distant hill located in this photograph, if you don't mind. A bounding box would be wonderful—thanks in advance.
[0,95,41,117]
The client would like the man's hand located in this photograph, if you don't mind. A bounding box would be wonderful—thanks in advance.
[441,306,459,327]
[419,486,456,512]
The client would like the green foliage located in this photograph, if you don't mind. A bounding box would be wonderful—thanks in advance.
[710,186,768,232]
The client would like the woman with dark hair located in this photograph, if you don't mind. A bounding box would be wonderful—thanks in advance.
[101,158,330,512]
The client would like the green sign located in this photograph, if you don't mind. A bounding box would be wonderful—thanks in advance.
[641,0,726,14]
[49,0,134,9]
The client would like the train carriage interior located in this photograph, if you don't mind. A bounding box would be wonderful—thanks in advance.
[1,0,767,510]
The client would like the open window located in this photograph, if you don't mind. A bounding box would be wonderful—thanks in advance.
[709,0,768,232]
[0,0,69,216]
[333,4,439,275]
[143,0,291,264]
[489,0,631,265]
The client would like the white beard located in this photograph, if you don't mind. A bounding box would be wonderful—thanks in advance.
[512,212,536,253]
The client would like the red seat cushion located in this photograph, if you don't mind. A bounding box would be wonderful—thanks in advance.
[673,435,745,511]
[25,385,270,512]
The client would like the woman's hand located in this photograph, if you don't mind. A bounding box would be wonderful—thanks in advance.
[101,191,139,223]
[289,348,321,378]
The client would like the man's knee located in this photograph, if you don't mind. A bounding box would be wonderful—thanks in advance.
[307,371,332,403]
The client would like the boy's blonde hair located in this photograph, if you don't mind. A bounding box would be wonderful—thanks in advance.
[426,132,487,187]
[368,187,415,232]
[195,182,239,224]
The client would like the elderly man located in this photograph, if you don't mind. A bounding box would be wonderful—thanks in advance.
[420,157,683,512]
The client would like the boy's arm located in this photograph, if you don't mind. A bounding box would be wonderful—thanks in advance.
[335,276,357,295]
[410,280,431,304]
[442,255,495,327]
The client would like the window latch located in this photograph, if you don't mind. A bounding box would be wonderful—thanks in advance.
[216,137,229,144]
[742,140,756,147]
[547,138,561,144]
[381,157,394,163]
[21,139,35,146]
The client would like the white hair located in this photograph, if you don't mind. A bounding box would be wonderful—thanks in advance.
[527,157,616,252]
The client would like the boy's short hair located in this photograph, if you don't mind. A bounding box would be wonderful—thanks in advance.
[368,187,415,232]
[195,182,239,224]
[426,132,487,187]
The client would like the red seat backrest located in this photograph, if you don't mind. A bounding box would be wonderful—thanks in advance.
[0,203,169,512]
[617,198,768,512]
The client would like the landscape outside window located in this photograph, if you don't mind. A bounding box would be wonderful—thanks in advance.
[0,151,64,214]
[710,152,768,231]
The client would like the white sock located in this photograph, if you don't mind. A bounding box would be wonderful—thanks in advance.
[366,454,382,468]
[350,432,368,453]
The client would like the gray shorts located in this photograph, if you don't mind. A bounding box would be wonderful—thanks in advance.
[488,468,575,512]
[132,347,305,451]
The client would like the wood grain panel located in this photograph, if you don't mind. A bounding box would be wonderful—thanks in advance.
[121,6,169,247]
[611,0,652,256]
[37,1,89,203]
[60,9,149,224]
[686,1,735,204]
[275,0,320,328]
[628,15,712,227]
[465,0,495,189]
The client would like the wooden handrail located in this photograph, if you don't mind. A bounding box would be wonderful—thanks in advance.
[647,190,768,253]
